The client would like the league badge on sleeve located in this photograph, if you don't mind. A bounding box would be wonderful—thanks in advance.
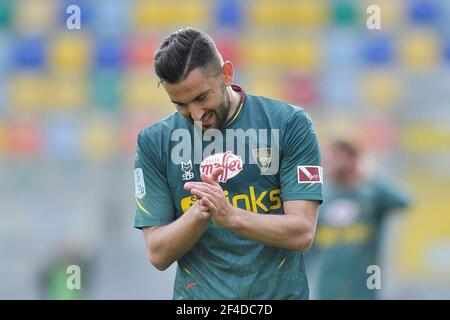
[135,168,146,199]
[297,166,323,184]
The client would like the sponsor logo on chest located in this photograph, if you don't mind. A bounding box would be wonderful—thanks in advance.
[181,160,195,181]
[200,151,243,183]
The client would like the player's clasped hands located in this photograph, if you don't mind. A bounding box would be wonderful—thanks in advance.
[188,200,211,220]
[184,167,236,228]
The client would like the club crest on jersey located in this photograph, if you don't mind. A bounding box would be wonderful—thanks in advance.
[200,151,243,183]
[297,166,323,184]
[252,148,272,172]
[181,160,195,181]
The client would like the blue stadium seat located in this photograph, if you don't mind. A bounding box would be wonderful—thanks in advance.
[215,0,243,30]
[91,0,129,36]
[94,39,124,71]
[0,34,12,72]
[60,0,92,29]
[408,0,440,25]
[363,35,394,65]
[15,37,46,70]
[322,71,357,109]
[45,117,80,161]
[444,39,450,63]
[325,31,360,67]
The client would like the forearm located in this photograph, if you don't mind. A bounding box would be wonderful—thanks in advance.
[145,209,209,270]
[228,208,316,251]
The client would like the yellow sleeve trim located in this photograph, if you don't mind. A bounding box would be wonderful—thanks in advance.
[277,257,286,270]
[136,197,151,215]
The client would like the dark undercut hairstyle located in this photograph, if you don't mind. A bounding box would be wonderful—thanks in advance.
[154,27,222,84]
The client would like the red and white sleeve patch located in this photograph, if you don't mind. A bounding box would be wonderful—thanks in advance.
[297,166,323,184]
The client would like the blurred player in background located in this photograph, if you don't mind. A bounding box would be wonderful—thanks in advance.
[308,138,410,300]
[134,27,323,299]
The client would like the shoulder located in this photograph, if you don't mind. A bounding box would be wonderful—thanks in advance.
[138,112,185,144]
[137,112,189,163]
[367,176,408,201]
[246,93,314,130]
[247,94,307,120]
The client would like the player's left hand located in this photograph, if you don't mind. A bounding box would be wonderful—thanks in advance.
[184,167,236,229]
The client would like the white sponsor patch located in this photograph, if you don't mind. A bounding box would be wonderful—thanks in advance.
[135,168,146,199]
[200,151,243,183]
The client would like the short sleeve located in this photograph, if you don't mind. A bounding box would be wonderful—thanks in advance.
[280,109,323,203]
[134,131,175,229]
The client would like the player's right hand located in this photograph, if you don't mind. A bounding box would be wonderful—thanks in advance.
[189,200,211,220]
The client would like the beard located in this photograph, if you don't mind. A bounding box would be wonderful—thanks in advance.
[202,86,232,131]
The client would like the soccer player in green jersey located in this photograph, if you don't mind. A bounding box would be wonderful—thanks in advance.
[309,138,410,300]
[134,27,323,299]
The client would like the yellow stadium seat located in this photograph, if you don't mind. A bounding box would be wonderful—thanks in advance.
[400,31,440,69]
[361,71,401,109]
[397,173,450,278]
[10,74,49,112]
[49,76,87,111]
[246,73,283,100]
[122,72,169,110]
[14,0,57,33]
[243,39,320,71]
[401,123,450,153]
[81,117,118,162]
[252,0,327,28]
[316,118,362,143]
[134,0,206,29]
[50,34,91,73]
[291,40,321,71]
[294,0,328,28]
[251,1,295,26]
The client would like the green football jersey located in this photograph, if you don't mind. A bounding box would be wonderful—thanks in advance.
[311,178,409,300]
[134,86,323,299]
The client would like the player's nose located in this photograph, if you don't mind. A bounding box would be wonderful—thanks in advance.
[189,105,205,122]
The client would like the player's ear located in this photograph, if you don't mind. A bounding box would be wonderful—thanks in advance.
[222,61,234,86]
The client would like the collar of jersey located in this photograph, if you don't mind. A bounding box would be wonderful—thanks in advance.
[224,85,246,128]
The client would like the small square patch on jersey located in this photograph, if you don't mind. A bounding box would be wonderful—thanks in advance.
[297,166,323,184]
[135,168,146,199]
